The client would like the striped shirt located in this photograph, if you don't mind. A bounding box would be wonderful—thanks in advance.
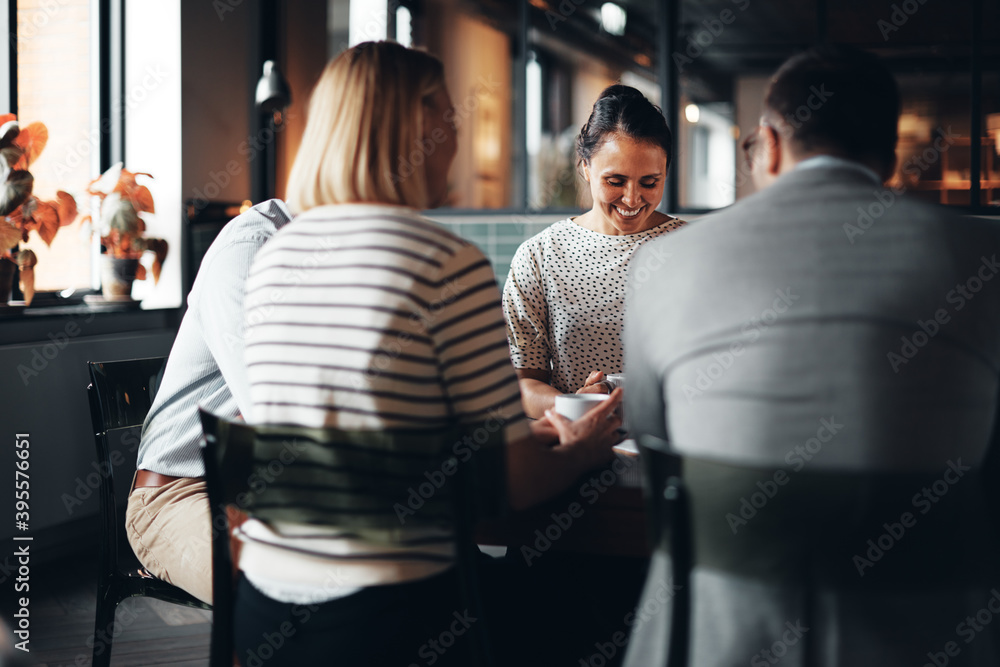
[241,203,529,602]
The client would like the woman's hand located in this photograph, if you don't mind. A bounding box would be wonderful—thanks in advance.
[529,414,559,445]
[506,389,624,510]
[544,388,623,470]
[516,369,562,419]
[577,370,612,394]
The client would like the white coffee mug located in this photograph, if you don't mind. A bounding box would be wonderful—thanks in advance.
[554,393,610,421]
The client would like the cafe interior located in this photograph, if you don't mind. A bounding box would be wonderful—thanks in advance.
[2,0,1000,665]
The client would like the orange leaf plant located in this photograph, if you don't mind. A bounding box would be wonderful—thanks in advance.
[0,115,79,305]
[87,162,168,285]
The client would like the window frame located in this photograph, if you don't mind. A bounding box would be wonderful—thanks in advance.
[1,0,181,330]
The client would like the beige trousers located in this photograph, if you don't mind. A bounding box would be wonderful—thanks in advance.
[125,474,213,604]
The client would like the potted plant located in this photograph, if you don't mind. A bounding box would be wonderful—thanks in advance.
[86,162,168,300]
[0,114,78,306]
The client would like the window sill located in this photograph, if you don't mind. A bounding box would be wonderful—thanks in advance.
[0,303,181,347]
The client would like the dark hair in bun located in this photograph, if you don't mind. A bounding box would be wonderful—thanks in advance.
[576,84,672,170]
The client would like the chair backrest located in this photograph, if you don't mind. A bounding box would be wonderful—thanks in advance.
[199,410,505,539]
[636,436,682,552]
[198,409,504,667]
[88,357,166,432]
[636,437,690,667]
[639,434,999,586]
[86,357,167,569]
[638,434,1000,667]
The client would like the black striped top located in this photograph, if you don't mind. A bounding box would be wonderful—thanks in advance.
[240,203,529,602]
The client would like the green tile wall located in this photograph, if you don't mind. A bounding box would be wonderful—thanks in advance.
[441,219,555,288]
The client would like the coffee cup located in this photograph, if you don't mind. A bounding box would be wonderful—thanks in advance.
[604,374,624,391]
[554,393,610,421]
[603,375,627,429]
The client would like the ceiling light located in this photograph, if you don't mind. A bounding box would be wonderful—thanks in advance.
[685,104,700,124]
[601,3,627,36]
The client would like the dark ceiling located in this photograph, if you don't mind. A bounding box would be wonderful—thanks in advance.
[455,0,997,82]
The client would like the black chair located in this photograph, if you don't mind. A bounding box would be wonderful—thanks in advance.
[199,409,502,667]
[635,434,1000,666]
[635,437,688,667]
[87,358,211,667]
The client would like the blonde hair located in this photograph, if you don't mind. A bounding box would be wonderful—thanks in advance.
[287,41,446,212]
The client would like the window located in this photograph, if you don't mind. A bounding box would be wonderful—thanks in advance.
[985,71,1000,207]
[412,0,519,209]
[677,0,999,213]
[335,1,997,215]
[525,0,661,213]
[370,0,663,213]
[7,0,182,310]
[12,0,98,293]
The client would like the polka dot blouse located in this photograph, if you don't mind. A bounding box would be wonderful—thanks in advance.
[502,216,687,394]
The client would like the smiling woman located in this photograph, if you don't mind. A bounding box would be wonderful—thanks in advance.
[502,85,687,418]
[574,85,674,236]
[577,133,670,235]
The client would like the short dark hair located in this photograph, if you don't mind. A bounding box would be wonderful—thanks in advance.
[576,84,673,170]
[764,45,900,174]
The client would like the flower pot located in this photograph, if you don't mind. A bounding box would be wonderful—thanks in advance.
[101,256,139,299]
[0,257,15,304]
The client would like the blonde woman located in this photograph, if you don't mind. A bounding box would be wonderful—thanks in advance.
[238,41,621,665]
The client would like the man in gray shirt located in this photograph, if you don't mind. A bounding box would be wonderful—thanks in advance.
[624,46,1000,666]
[126,199,291,603]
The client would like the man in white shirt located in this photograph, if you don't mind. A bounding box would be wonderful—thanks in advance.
[125,199,291,603]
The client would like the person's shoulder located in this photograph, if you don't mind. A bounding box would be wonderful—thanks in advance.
[408,211,475,250]
[522,218,575,243]
[400,213,499,276]
[646,215,690,236]
[194,200,292,274]
[278,204,470,254]
[217,199,293,246]
[338,207,489,271]
[508,218,573,257]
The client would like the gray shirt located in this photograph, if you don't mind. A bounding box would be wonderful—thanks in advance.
[137,199,292,477]
[625,162,1000,472]
[623,160,1000,667]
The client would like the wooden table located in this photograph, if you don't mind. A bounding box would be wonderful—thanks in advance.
[475,451,651,559]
